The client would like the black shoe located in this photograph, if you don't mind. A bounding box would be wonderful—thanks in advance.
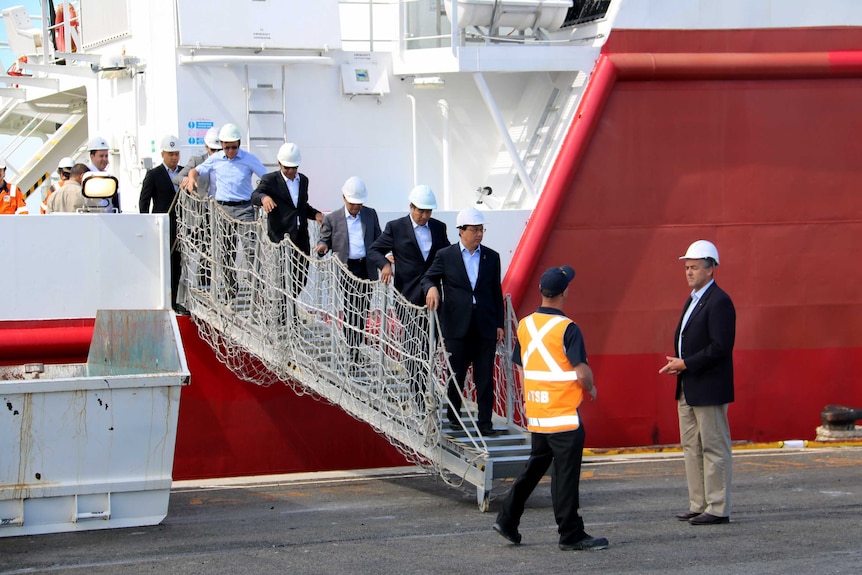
[689,512,729,525]
[492,522,521,545]
[478,424,499,436]
[559,534,609,551]
[173,304,190,316]
[675,511,701,521]
[448,419,464,432]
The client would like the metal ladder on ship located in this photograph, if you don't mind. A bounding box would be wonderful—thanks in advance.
[244,64,286,171]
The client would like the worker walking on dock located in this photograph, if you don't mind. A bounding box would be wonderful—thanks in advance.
[494,265,608,551]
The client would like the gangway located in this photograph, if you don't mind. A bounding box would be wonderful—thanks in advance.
[176,191,533,509]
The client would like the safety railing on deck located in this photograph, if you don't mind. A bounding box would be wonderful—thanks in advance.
[175,191,525,492]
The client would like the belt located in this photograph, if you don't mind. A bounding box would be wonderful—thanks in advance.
[217,200,251,206]
[348,258,366,264]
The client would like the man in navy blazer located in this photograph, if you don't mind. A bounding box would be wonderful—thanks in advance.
[660,240,736,526]
[139,135,183,312]
[367,185,449,306]
[368,185,449,408]
[423,207,504,436]
[315,177,382,358]
[252,143,323,312]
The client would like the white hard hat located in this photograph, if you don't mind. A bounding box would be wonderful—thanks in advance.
[342,176,367,204]
[456,206,485,228]
[87,136,110,151]
[218,123,242,143]
[57,156,75,170]
[408,184,437,210]
[680,240,720,265]
[160,135,180,152]
[277,143,302,167]
[0,155,6,169]
[204,126,222,150]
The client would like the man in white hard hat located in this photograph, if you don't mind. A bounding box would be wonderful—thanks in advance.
[368,184,449,306]
[252,142,323,321]
[86,135,119,211]
[422,207,504,435]
[660,239,736,526]
[86,136,110,172]
[0,155,29,215]
[140,135,185,313]
[44,163,91,213]
[368,185,450,407]
[42,156,75,213]
[174,125,221,197]
[173,126,222,293]
[314,176,382,362]
[183,123,267,302]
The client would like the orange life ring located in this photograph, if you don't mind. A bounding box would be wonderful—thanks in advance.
[55,3,79,53]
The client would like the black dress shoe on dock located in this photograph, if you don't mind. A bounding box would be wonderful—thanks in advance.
[559,534,609,551]
[675,511,701,521]
[689,512,729,525]
[492,522,521,545]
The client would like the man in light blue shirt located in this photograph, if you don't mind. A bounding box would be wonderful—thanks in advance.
[183,123,267,302]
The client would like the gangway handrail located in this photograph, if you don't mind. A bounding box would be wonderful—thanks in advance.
[175,191,527,508]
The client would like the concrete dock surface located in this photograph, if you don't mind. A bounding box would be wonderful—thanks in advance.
[1,446,860,574]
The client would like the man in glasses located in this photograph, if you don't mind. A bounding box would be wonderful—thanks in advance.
[183,123,267,303]
[422,207,504,436]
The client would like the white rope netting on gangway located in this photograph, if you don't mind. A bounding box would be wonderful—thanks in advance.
[175,190,526,485]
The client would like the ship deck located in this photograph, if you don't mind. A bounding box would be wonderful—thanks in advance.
[2,446,860,574]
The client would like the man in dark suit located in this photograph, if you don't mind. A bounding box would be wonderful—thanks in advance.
[422,207,504,436]
[367,184,449,306]
[368,185,450,408]
[660,239,736,526]
[252,142,323,320]
[139,135,184,312]
[315,177,382,360]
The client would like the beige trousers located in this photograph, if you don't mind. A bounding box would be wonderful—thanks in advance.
[678,391,732,517]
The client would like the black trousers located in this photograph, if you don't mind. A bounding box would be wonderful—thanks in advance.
[496,426,587,545]
[444,307,496,427]
[343,258,371,354]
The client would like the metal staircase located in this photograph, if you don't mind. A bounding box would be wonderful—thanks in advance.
[176,192,534,510]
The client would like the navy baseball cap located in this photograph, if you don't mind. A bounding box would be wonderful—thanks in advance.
[539,265,576,296]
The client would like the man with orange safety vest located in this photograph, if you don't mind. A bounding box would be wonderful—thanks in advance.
[493,265,608,551]
[0,156,29,215]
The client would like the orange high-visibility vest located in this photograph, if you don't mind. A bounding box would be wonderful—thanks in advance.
[518,313,584,433]
[0,183,28,215]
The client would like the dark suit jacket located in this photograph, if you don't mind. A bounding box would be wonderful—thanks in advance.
[140,164,182,214]
[421,243,504,340]
[252,171,320,251]
[368,215,449,305]
[673,282,736,406]
[318,206,382,279]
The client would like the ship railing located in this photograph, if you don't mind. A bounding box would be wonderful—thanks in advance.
[175,190,526,505]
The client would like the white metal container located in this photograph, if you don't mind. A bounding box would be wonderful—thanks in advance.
[0,310,190,537]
